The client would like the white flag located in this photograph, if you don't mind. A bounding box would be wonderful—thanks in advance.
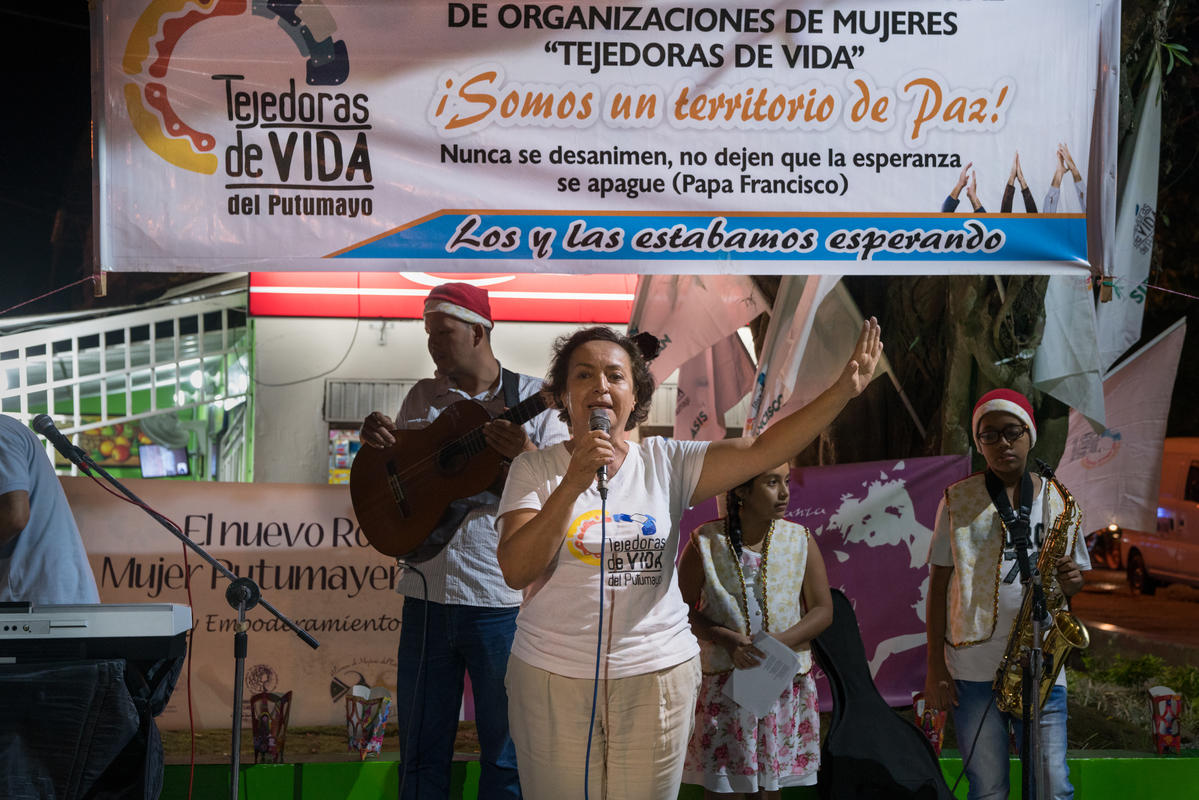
[745,275,837,435]
[1032,274,1106,428]
[1056,318,1186,535]
[1085,0,1121,284]
[674,333,756,442]
[746,277,910,437]
[1097,62,1161,370]
[628,275,767,385]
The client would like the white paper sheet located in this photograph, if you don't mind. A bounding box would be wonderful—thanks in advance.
[721,632,801,718]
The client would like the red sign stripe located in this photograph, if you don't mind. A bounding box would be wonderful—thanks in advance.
[250,273,637,323]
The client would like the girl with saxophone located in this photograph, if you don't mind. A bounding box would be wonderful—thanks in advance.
[923,389,1090,800]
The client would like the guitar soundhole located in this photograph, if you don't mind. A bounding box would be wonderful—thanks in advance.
[437,444,467,474]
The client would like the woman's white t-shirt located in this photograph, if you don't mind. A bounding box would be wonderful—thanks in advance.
[498,436,709,679]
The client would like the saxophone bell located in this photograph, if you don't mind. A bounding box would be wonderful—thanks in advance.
[1054,609,1091,650]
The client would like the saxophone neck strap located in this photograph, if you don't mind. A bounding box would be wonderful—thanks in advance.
[984,469,1034,542]
[986,469,1037,586]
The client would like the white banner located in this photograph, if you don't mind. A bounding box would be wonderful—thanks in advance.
[95,0,1109,273]
[1096,61,1161,371]
[63,477,402,728]
[1056,319,1186,536]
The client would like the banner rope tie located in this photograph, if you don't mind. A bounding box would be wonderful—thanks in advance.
[1145,283,1199,302]
[0,275,96,317]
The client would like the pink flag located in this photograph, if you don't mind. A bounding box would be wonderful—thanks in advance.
[746,275,841,435]
[673,332,756,442]
[628,275,767,385]
[1056,318,1186,535]
[745,277,912,438]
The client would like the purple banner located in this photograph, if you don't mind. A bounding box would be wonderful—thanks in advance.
[681,454,970,709]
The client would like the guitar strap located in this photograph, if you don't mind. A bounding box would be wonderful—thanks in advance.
[486,368,524,497]
[500,367,521,409]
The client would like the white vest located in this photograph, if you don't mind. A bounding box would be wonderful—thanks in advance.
[693,518,812,675]
[943,472,1076,646]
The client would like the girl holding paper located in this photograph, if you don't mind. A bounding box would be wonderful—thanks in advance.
[679,464,833,798]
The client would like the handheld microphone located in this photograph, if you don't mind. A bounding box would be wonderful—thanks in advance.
[588,408,610,499]
[31,415,91,472]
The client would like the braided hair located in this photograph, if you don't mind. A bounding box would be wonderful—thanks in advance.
[723,477,755,557]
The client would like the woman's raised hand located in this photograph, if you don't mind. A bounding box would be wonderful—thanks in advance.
[837,317,883,398]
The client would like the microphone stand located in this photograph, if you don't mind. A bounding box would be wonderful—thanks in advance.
[1009,488,1048,800]
[48,434,318,800]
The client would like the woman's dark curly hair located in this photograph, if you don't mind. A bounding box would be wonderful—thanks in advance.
[545,326,656,431]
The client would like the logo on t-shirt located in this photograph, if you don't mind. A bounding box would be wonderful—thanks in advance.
[565,510,662,575]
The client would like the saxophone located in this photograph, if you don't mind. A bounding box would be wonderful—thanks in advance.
[993,476,1090,717]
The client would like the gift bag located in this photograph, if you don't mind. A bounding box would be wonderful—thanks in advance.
[912,691,948,756]
[250,691,292,764]
[1149,685,1182,755]
[346,685,392,760]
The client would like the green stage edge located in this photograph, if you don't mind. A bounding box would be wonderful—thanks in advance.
[164,753,1198,799]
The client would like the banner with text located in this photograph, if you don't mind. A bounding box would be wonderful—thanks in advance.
[95,0,1105,274]
[64,477,405,729]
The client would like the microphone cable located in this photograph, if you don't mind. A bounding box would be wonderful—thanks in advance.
[583,490,607,800]
[70,470,201,799]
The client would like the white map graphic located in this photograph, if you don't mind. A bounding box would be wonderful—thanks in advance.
[814,461,937,681]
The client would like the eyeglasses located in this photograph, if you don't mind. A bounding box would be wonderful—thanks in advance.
[977,424,1029,445]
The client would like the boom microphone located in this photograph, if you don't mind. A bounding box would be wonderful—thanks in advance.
[31,415,90,471]
[589,408,610,499]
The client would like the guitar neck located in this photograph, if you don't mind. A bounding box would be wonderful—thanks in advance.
[497,393,548,427]
[453,394,549,459]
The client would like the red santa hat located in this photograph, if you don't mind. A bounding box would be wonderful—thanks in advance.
[423,282,493,329]
[972,389,1037,447]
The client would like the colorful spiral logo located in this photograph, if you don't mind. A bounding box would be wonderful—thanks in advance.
[566,510,658,565]
[122,0,350,173]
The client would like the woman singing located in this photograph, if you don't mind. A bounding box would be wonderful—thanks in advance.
[497,321,882,800]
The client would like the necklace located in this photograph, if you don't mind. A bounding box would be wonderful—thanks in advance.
[730,519,775,633]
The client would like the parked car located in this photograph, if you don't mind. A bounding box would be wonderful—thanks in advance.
[1118,438,1199,595]
[1085,523,1124,570]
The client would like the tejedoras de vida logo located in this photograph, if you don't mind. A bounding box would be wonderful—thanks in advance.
[122,0,374,219]
[1071,428,1122,470]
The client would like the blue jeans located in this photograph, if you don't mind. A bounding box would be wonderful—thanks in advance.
[952,681,1073,800]
[396,598,522,800]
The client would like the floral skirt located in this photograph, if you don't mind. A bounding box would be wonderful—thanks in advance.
[682,669,820,793]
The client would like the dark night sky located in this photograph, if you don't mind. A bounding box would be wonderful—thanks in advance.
[0,6,93,315]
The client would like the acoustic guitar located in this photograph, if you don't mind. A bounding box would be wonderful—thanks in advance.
[349,392,549,560]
